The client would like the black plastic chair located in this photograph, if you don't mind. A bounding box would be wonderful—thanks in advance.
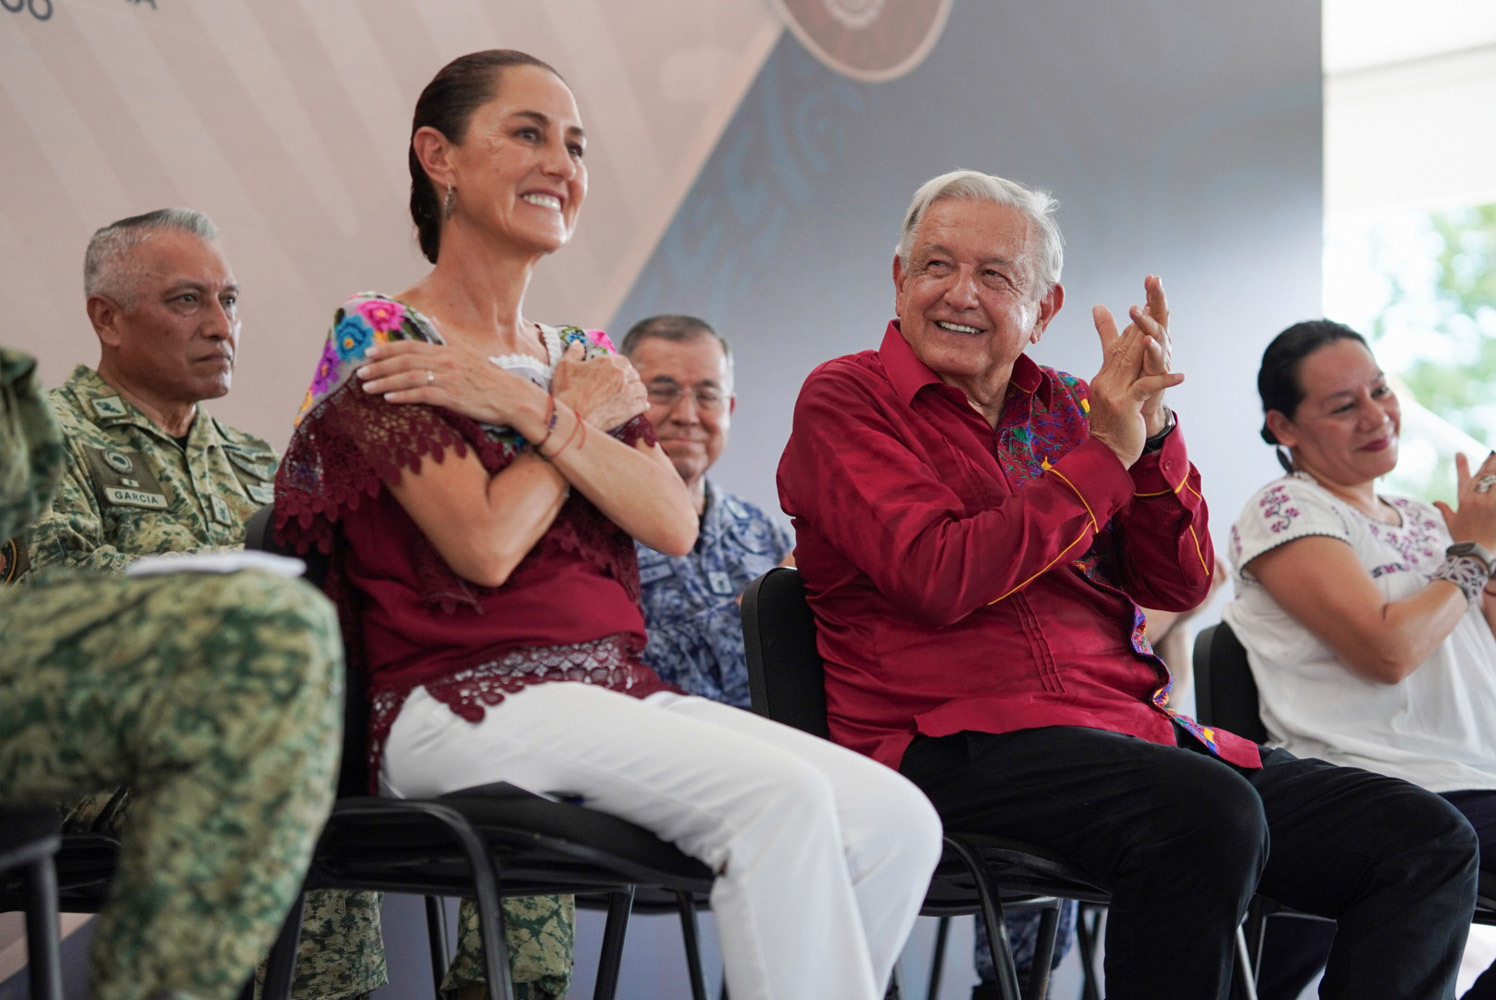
[1193,620,1496,986]
[244,505,716,1000]
[0,809,63,1000]
[740,566,1111,1000]
[1191,622,1268,745]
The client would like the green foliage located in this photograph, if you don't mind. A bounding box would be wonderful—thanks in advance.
[1369,202,1496,448]
[1430,203,1496,312]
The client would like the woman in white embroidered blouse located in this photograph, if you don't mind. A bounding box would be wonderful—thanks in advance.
[1223,319,1496,1000]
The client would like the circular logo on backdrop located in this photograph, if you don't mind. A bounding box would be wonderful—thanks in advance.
[103,449,134,474]
[768,0,952,82]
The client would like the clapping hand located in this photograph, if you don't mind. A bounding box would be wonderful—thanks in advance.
[1131,275,1173,437]
[1434,452,1496,552]
[1087,279,1185,468]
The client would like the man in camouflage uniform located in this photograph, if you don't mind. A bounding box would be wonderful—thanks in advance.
[17,208,387,1000]
[0,344,344,1000]
[20,208,276,573]
[21,208,573,1000]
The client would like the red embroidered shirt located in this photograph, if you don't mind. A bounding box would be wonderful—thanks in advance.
[777,322,1260,772]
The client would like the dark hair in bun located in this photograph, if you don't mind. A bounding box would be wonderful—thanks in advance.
[1256,319,1368,472]
[409,50,562,264]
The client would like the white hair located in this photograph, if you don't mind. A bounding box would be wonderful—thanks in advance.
[894,170,1064,293]
[84,208,220,304]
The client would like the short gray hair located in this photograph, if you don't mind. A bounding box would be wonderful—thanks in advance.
[620,314,734,387]
[84,208,220,303]
[894,170,1064,293]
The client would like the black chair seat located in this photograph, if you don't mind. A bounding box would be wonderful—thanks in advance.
[304,791,713,898]
[1477,871,1496,925]
[0,832,119,915]
[922,833,1109,913]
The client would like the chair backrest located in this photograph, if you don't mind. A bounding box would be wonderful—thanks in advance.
[243,504,330,588]
[244,504,367,797]
[1191,621,1268,744]
[741,567,830,738]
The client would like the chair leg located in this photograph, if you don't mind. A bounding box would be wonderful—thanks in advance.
[1228,898,1272,1000]
[1244,897,1269,976]
[926,916,951,1000]
[260,893,307,1000]
[23,855,63,1000]
[977,901,1021,1000]
[1026,901,1061,1000]
[1233,926,1260,1000]
[674,891,709,1000]
[472,866,516,1000]
[1075,904,1103,1000]
[591,887,636,1000]
[425,895,451,995]
[941,837,1022,1000]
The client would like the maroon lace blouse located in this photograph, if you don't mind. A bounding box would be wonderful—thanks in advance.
[275,300,671,781]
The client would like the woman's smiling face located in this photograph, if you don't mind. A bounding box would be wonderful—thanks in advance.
[1269,338,1401,487]
[446,64,588,256]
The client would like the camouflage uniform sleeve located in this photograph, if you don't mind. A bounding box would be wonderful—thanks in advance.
[22,432,136,574]
[0,348,64,541]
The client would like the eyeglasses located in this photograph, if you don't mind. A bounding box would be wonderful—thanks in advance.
[647,384,728,413]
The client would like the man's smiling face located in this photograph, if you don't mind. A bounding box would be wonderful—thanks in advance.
[893,198,1059,392]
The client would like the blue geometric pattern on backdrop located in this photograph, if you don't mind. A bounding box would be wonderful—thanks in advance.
[614,37,877,329]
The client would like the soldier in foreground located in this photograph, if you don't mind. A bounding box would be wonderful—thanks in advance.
[0,342,343,1000]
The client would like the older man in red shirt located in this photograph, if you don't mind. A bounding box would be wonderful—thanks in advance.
[777,169,1479,1000]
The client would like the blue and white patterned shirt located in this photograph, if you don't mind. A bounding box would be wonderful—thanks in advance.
[636,480,793,708]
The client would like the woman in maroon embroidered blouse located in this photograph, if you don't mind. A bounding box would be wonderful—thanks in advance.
[274,49,941,1000]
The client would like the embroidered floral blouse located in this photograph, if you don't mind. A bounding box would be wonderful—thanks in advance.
[275,293,671,779]
[1224,472,1496,792]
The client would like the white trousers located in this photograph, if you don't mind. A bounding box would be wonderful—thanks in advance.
[381,683,943,1000]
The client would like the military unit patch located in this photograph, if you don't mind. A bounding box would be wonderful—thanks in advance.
[102,449,134,473]
[90,395,128,418]
[82,447,170,510]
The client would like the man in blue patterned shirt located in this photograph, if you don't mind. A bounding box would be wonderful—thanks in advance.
[622,315,793,707]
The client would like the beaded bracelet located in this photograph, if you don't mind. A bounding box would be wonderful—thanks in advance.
[542,407,583,461]
[1434,553,1490,606]
[532,394,559,452]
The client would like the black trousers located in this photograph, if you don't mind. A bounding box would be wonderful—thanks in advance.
[900,725,1480,1000]
[1256,790,1496,1000]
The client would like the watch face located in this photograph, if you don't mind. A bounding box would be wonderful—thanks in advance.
[1448,542,1495,573]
